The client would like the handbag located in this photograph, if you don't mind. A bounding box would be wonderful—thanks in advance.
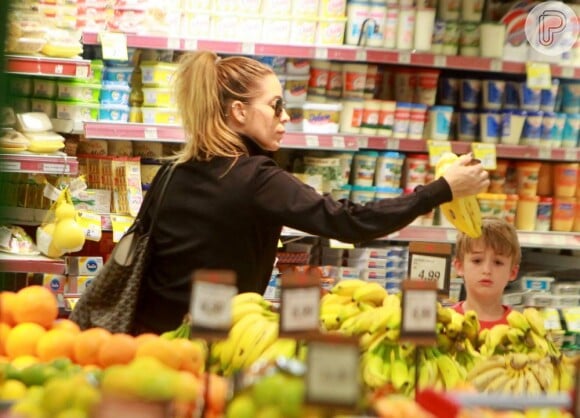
[70,163,177,334]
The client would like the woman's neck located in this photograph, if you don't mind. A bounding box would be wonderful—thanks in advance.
[462,298,505,322]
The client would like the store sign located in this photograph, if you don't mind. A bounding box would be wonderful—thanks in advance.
[400,280,438,344]
[279,273,320,337]
[408,242,452,295]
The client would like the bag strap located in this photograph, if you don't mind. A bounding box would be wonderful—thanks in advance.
[145,162,177,234]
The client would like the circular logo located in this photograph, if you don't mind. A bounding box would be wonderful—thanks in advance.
[525,1,579,56]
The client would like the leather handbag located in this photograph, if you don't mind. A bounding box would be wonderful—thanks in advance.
[70,163,177,334]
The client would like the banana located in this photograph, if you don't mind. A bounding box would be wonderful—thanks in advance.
[529,331,549,356]
[558,362,574,391]
[478,328,489,349]
[436,324,453,353]
[232,302,268,324]
[471,366,507,391]
[368,305,399,333]
[523,369,542,395]
[418,355,439,390]
[390,348,410,392]
[321,293,352,306]
[508,352,529,371]
[506,310,531,333]
[382,293,401,308]
[485,324,510,354]
[349,309,380,334]
[361,330,388,352]
[230,319,275,372]
[337,302,362,323]
[320,313,341,331]
[435,353,462,390]
[320,302,345,317]
[506,327,525,346]
[232,292,267,307]
[467,356,506,379]
[436,304,453,325]
[331,279,367,297]
[358,301,376,312]
[353,282,388,306]
[512,371,527,395]
[259,338,297,361]
[462,310,480,345]
[445,311,464,339]
[242,320,280,368]
[523,308,547,337]
[483,370,511,393]
[362,350,389,388]
[220,313,268,368]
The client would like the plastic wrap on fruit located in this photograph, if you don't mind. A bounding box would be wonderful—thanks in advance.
[0,225,40,255]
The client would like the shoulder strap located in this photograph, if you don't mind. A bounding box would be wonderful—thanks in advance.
[146,162,177,234]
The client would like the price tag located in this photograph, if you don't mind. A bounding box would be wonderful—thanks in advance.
[190,270,237,337]
[387,138,400,150]
[110,215,134,243]
[400,280,437,342]
[564,148,578,161]
[54,64,64,75]
[99,32,128,61]
[43,163,71,174]
[167,37,180,50]
[434,55,446,67]
[314,47,328,60]
[398,52,411,64]
[43,183,62,201]
[184,39,197,51]
[542,308,562,330]
[329,239,355,249]
[471,143,497,170]
[410,254,447,287]
[0,161,21,171]
[77,210,102,242]
[427,140,452,167]
[355,50,367,61]
[144,127,158,140]
[63,295,80,312]
[490,59,502,72]
[277,239,283,248]
[332,136,345,149]
[358,136,369,148]
[305,135,319,147]
[526,62,552,89]
[408,242,452,294]
[306,337,360,408]
[241,43,255,55]
[538,146,551,159]
[280,287,320,333]
[75,65,89,79]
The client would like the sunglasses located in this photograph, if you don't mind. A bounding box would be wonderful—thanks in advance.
[270,97,286,118]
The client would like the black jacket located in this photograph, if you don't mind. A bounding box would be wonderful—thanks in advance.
[135,137,452,333]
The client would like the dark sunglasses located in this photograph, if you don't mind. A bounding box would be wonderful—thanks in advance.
[270,97,286,118]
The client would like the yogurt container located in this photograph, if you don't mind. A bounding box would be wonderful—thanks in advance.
[540,112,556,147]
[489,159,509,193]
[286,58,311,75]
[408,103,428,140]
[99,82,131,105]
[553,163,578,198]
[540,79,560,112]
[360,99,382,134]
[374,152,404,188]
[535,197,553,232]
[375,186,403,199]
[561,114,579,148]
[57,81,101,103]
[516,161,542,197]
[477,193,506,217]
[424,105,453,140]
[393,102,413,139]
[458,111,479,141]
[503,194,519,225]
[98,104,130,122]
[102,66,134,83]
[501,110,527,145]
[551,113,567,147]
[515,195,539,231]
[460,78,481,110]
[537,162,553,196]
[519,82,542,112]
[377,100,396,136]
[439,77,459,106]
[331,184,352,201]
[415,70,440,106]
[339,99,364,133]
[283,75,310,104]
[56,101,99,122]
[521,111,544,146]
[350,185,376,204]
[30,98,56,118]
[345,0,370,46]
[302,102,342,133]
[480,110,502,143]
[404,153,429,189]
[9,77,33,96]
[503,81,520,110]
[560,81,580,114]
[285,105,304,132]
[482,80,505,110]
[308,60,330,96]
[552,197,576,232]
[342,63,368,99]
[353,150,379,186]
[325,62,343,99]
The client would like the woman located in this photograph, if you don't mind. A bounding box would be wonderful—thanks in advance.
[135,51,489,333]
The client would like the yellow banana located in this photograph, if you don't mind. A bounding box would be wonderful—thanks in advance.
[232,302,268,324]
[230,319,274,372]
[485,324,510,354]
[506,310,531,333]
[523,308,547,337]
[558,362,574,391]
[368,305,399,333]
[467,356,506,379]
[320,302,344,317]
[446,311,464,339]
[350,309,381,333]
[523,369,542,395]
[390,348,410,392]
[362,351,389,388]
[508,352,529,371]
[436,304,453,325]
[382,293,401,308]
[321,293,352,306]
[512,371,527,395]
[506,327,526,346]
[242,320,279,368]
[232,292,266,307]
[435,353,461,390]
[331,279,367,297]
[353,281,388,306]
[478,328,489,349]
[483,370,511,393]
[418,355,439,390]
[337,302,362,323]
[259,338,297,361]
[470,366,507,392]
[220,313,268,368]
[320,313,341,331]
[462,310,480,345]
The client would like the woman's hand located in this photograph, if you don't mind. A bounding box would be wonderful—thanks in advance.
[442,154,490,198]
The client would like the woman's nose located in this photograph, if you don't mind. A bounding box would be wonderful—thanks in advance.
[280,108,290,123]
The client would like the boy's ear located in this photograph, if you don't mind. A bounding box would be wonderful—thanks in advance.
[453,258,464,277]
[508,264,520,282]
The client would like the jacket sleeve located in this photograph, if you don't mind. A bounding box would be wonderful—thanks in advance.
[251,157,453,243]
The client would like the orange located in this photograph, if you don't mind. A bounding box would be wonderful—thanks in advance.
[171,338,205,376]
[5,323,46,359]
[51,319,81,334]
[0,323,11,356]
[0,292,17,326]
[135,333,159,346]
[12,286,58,328]
[73,328,112,366]
[36,329,76,362]
[135,338,183,370]
[97,333,137,368]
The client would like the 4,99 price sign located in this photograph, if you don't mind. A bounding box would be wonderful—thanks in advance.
[280,287,320,334]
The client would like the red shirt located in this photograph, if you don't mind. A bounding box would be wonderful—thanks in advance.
[452,302,512,330]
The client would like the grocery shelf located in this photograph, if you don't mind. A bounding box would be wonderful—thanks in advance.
[0,153,78,175]
[82,32,580,78]
[0,253,65,274]
[5,55,91,78]
[84,122,580,162]
[282,226,580,250]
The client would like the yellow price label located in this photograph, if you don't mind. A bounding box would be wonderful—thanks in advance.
[278,239,283,249]
[526,62,552,90]
[110,215,134,243]
[471,143,497,170]
[329,239,354,249]
[77,210,102,242]
[99,32,128,61]
[427,140,452,167]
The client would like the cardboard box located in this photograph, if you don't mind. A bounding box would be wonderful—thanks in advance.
[66,256,104,276]
[67,275,95,294]
[42,274,67,294]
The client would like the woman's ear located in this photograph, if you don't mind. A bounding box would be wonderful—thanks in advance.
[230,100,247,124]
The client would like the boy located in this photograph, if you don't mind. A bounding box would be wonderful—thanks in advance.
[453,217,521,329]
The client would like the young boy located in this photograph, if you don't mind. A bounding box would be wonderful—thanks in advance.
[453,216,521,329]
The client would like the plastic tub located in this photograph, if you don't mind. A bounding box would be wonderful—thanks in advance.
[540,79,560,112]
[99,83,131,105]
[393,102,412,139]
[141,62,178,87]
[285,105,304,132]
[286,59,311,76]
[404,153,429,189]
[316,17,347,45]
[477,193,506,218]
[30,98,56,118]
[339,99,363,133]
[503,194,519,225]
[57,81,101,103]
[424,105,453,141]
[301,102,342,133]
[360,99,382,135]
[408,103,428,140]
[292,0,319,16]
[342,63,367,99]
[561,114,579,148]
[458,111,479,142]
[521,276,555,292]
[553,163,578,198]
[141,87,176,108]
[480,111,502,143]
[9,77,33,96]
[290,18,317,44]
[439,77,459,106]
[535,197,553,232]
[521,111,544,146]
[283,75,310,104]
[261,17,291,44]
[540,112,556,146]
[519,83,542,112]
[516,161,541,197]
[460,79,481,110]
[374,152,404,188]
[515,195,539,231]
[308,60,330,96]
[141,107,180,125]
[482,80,505,110]
[501,110,527,145]
[326,62,343,99]
[352,151,379,187]
[33,78,57,99]
[98,104,129,122]
[415,69,440,106]
[552,197,576,232]
[350,185,376,205]
[102,66,134,83]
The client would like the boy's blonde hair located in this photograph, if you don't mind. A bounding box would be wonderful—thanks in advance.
[455,217,521,266]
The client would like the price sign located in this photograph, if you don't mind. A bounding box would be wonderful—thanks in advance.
[190,270,237,338]
[408,242,452,294]
[561,66,574,78]
[332,136,345,149]
[167,37,180,50]
[434,55,446,67]
[184,39,197,51]
[358,136,369,148]
[305,135,319,148]
[75,65,89,79]
[526,62,552,89]
[387,138,400,150]
[564,148,577,161]
[110,215,134,243]
[144,127,158,140]
[400,280,437,344]
[77,210,102,242]
[241,43,255,55]
[63,295,80,312]
[329,239,355,249]
[427,140,452,167]
[99,32,128,61]
[305,336,360,408]
[490,59,502,72]
[471,143,497,170]
[314,47,329,60]
[538,145,551,160]
[356,50,367,61]
[398,52,411,64]
[279,273,320,337]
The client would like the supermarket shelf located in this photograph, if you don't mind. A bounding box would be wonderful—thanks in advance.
[0,153,78,175]
[282,226,580,250]
[84,122,580,161]
[0,253,65,274]
[5,55,91,78]
[82,32,580,78]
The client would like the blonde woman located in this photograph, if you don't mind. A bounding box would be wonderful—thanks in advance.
[135,51,489,333]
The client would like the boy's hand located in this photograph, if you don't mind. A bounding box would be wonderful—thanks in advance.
[442,154,490,198]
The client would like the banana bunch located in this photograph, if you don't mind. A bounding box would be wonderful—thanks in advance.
[210,292,281,376]
[160,314,192,340]
[466,352,572,394]
[361,343,416,395]
[435,152,482,238]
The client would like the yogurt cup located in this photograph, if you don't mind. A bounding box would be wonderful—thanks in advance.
[503,194,519,225]
[515,195,540,231]
[325,62,343,99]
[440,77,459,106]
[394,69,416,103]
[353,151,379,186]
[408,103,428,140]
[552,197,576,232]
[374,152,404,188]
[375,186,403,199]
[516,161,542,197]
[560,81,580,114]
[537,162,553,196]
[424,105,453,141]
[377,100,396,136]
[308,60,331,96]
[477,193,506,218]
[489,159,509,194]
[480,110,502,143]
[503,81,520,110]
[551,113,567,147]
[501,110,527,145]
[482,80,505,110]
[342,63,368,99]
[393,102,413,139]
[535,197,553,232]
[350,185,376,204]
[521,111,544,147]
[331,185,352,201]
[553,163,578,198]
[519,82,542,112]
[337,152,355,185]
[540,112,556,147]
[561,114,579,148]
[540,79,560,112]
[360,99,382,134]
[460,78,481,110]
[404,153,429,189]
[415,69,440,106]
[339,99,364,133]
[458,110,480,141]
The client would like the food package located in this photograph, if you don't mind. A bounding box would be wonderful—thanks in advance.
[0,225,40,255]
[0,129,30,153]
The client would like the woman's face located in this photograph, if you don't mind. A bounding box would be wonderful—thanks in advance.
[235,73,289,152]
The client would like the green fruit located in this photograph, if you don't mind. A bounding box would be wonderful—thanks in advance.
[10,400,46,418]
[50,358,73,371]
[71,385,100,412]
[54,408,88,418]
[42,378,77,415]
[4,364,22,381]
[226,394,256,418]
[20,364,57,386]
[279,377,304,418]
[255,405,284,418]
[132,369,179,402]
[252,373,285,407]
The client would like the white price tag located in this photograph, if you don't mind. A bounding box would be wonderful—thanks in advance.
[490,59,502,72]
[190,280,236,331]
[54,64,64,75]
[184,39,198,51]
[305,135,319,147]
[43,163,70,174]
[43,183,61,201]
[409,253,447,290]
[314,47,328,60]
[402,290,437,333]
[241,43,255,55]
[428,140,452,167]
[434,55,446,67]
[75,65,89,79]
[564,148,577,161]
[329,239,355,249]
[398,52,411,64]
[99,32,128,61]
[167,37,180,50]
[538,146,551,159]
[332,136,345,149]
[281,287,320,333]
[306,341,359,407]
[0,161,21,171]
[526,62,552,89]
[387,138,400,150]
[471,143,497,170]
[358,136,369,148]
[356,50,367,61]
[144,127,158,140]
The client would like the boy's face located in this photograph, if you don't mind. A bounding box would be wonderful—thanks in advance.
[454,239,519,302]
